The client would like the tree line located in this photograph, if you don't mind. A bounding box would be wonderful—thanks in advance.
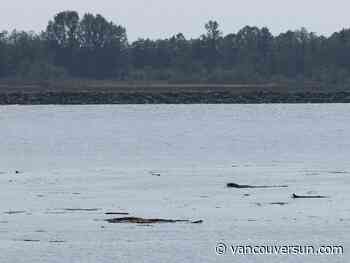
[1,10,350,86]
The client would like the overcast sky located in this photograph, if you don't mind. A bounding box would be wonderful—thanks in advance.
[1,0,349,40]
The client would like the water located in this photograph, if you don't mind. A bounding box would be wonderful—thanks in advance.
[0,104,349,262]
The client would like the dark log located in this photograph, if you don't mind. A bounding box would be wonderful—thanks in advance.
[227,182,288,189]
[292,193,328,199]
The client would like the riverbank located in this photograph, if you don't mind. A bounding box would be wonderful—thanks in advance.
[1,81,350,104]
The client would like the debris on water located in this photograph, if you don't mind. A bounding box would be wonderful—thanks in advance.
[105,217,188,224]
[63,208,100,212]
[227,182,288,189]
[328,171,348,174]
[16,239,40,242]
[270,202,288,206]
[105,212,129,215]
[72,193,81,195]
[49,240,65,243]
[292,193,329,199]
[191,220,203,224]
[253,201,289,206]
[149,171,161,176]
[37,194,45,198]
[105,217,202,224]
[4,210,26,215]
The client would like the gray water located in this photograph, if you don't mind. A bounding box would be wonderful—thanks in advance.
[0,104,349,262]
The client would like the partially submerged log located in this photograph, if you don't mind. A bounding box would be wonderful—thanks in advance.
[191,220,204,224]
[105,217,202,224]
[4,210,26,215]
[18,239,40,242]
[227,182,288,189]
[269,202,288,206]
[63,208,100,212]
[105,212,129,215]
[292,193,328,199]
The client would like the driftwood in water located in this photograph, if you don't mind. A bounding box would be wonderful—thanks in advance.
[227,182,288,189]
[63,208,100,212]
[105,217,202,224]
[4,210,26,215]
[191,220,204,224]
[105,212,129,215]
[269,202,288,206]
[17,239,40,242]
[292,193,328,199]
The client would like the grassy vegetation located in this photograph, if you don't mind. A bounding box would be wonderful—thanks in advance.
[0,80,326,94]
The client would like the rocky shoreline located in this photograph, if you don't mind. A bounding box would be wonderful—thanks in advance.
[1,91,350,104]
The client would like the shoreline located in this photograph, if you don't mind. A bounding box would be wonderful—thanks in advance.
[1,82,350,104]
[1,91,350,105]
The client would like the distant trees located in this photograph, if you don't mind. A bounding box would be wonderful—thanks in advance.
[2,10,350,87]
[46,11,80,75]
[46,11,80,49]
[0,31,9,77]
[77,13,127,78]
[45,11,127,79]
[202,21,222,69]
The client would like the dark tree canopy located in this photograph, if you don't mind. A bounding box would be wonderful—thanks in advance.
[1,10,350,87]
[46,11,80,48]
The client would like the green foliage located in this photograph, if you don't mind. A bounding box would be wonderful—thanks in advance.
[0,31,10,77]
[16,61,68,80]
[46,11,80,48]
[1,12,350,88]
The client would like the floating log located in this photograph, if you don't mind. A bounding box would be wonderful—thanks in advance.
[292,193,328,199]
[49,240,66,243]
[18,239,40,242]
[4,210,26,215]
[63,208,100,212]
[269,202,288,206]
[105,212,129,215]
[191,220,204,224]
[227,182,288,189]
[105,217,202,224]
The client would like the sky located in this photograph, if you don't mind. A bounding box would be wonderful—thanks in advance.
[0,0,349,41]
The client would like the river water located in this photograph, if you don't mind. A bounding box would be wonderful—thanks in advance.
[0,104,349,262]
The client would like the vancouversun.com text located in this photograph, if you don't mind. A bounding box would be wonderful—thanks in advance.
[215,243,344,256]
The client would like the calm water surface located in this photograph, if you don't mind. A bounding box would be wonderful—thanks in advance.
[0,104,349,262]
